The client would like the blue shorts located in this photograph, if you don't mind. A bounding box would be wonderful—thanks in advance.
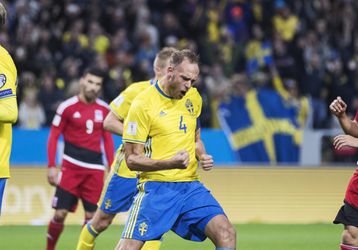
[0,178,7,214]
[99,174,138,214]
[122,181,225,242]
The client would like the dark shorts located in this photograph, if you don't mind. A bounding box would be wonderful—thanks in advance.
[334,200,358,227]
[52,186,97,212]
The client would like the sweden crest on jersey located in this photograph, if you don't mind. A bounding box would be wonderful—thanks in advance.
[185,99,195,115]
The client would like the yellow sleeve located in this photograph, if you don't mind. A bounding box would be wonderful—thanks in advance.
[123,97,150,144]
[0,97,18,123]
[109,81,150,120]
[109,93,130,121]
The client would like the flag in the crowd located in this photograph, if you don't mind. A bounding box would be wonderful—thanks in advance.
[246,41,273,75]
[218,89,301,163]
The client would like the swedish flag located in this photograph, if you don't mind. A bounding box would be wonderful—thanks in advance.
[218,89,301,163]
[246,41,273,75]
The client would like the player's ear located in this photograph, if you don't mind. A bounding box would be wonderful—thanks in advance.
[167,66,175,80]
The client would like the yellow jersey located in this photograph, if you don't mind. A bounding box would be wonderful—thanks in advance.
[123,82,202,182]
[110,80,152,178]
[0,45,18,178]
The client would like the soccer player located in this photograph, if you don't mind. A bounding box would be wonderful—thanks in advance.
[116,49,236,250]
[76,47,177,250]
[0,2,18,214]
[330,96,358,250]
[46,67,114,250]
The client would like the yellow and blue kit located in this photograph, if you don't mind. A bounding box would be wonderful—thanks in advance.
[121,82,225,241]
[0,45,18,212]
[98,80,152,214]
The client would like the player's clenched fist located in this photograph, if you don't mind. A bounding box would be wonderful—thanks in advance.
[329,96,347,117]
[171,150,190,169]
[199,154,214,171]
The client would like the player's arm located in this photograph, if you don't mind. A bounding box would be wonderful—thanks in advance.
[195,124,213,171]
[330,96,358,137]
[103,111,124,136]
[47,106,68,186]
[0,96,18,123]
[123,95,189,171]
[125,142,189,171]
[103,130,114,168]
[47,125,62,186]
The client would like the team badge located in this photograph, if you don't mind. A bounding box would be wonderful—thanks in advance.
[94,110,103,122]
[139,222,148,236]
[105,199,112,209]
[0,74,6,89]
[185,99,195,115]
[73,111,81,118]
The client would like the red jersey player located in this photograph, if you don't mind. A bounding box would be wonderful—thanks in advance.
[46,67,114,250]
[331,96,358,250]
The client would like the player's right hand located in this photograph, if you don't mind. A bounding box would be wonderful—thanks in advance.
[333,134,358,149]
[329,96,347,117]
[47,167,58,186]
[171,150,190,169]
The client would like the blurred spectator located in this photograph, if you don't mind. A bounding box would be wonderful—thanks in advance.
[18,88,46,129]
[38,72,64,126]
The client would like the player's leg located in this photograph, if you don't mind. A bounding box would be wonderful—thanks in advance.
[334,200,358,249]
[0,178,7,215]
[341,225,358,249]
[116,182,182,250]
[77,209,116,250]
[47,187,78,250]
[77,169,112,250]
[171,181,235,249]
[205,214,236,249]
[47,208,68,250]
[141,240,162,250]
[115,239,144,250]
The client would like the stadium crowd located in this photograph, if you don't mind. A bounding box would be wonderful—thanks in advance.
[1,0,358,130]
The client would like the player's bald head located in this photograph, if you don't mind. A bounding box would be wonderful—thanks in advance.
[0,2,7,27]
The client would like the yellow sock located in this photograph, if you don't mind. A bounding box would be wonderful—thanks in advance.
[76,223,98,250]
[141,240,162,250]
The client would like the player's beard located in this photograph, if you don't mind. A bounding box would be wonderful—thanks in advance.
[84,90,98,103]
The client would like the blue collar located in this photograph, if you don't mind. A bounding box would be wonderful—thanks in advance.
[149,79,157,85]
[155,82,173,99]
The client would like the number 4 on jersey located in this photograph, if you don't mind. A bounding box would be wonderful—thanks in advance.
[179,115,187,133]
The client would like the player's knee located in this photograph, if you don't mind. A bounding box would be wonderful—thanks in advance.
[215,222,236,246]
[342,230,358,246]
[54,210,68,223]
[95,217,112,232]
[223,224,236,245]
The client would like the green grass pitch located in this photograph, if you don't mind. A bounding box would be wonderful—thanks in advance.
[0,224,342,249]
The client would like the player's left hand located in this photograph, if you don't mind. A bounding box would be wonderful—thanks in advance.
[199,154,213,171]
[333,134,358,149]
